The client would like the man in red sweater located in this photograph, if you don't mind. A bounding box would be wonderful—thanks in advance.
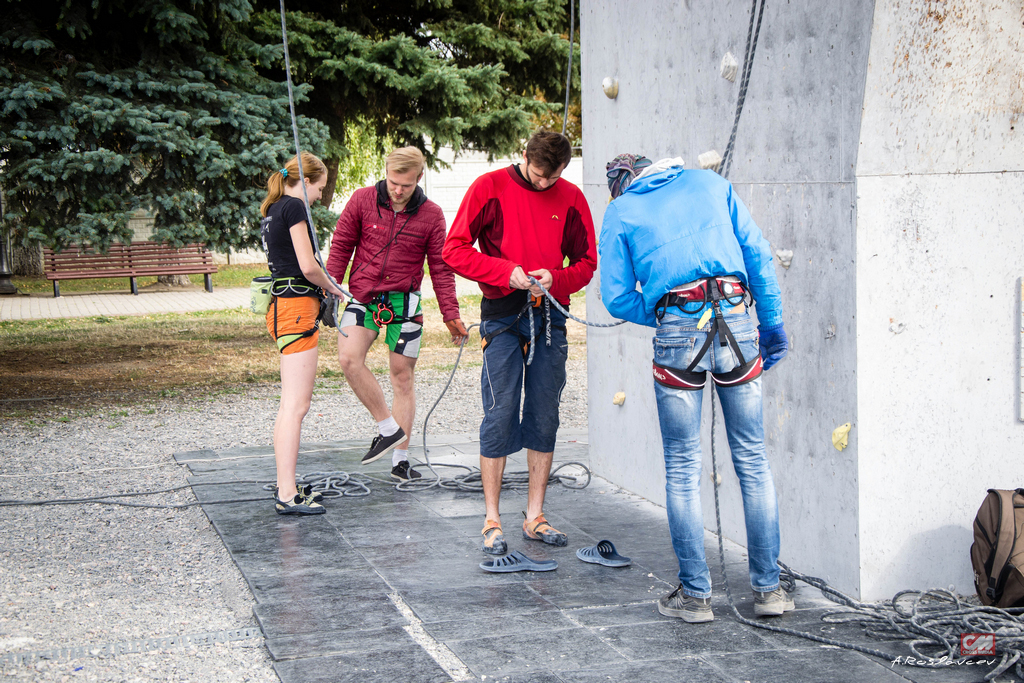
[443,131,597,555]
[327,147,468,481]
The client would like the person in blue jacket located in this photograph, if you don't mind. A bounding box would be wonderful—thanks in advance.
[599,154,791,624]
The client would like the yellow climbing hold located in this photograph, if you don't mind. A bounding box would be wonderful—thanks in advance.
[832,423,852,451]
[613,392,626,406]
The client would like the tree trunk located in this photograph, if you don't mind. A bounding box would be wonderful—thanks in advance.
[157,274,192,286]
[322,155,341,210]
[12,243,43,276]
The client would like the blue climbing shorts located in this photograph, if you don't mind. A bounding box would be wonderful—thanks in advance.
[478,308,568,459]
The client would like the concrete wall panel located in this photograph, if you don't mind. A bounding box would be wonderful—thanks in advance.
[582,0,875,596]
[855,172,1024,598]
[858,0,1024,175]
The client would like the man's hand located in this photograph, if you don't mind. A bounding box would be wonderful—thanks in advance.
[758,323,789,371]
[508,266,532,290]
[445,318,469,345]
[526,269,553,297]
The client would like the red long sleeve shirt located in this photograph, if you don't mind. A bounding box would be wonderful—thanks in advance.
[442,165,596,309]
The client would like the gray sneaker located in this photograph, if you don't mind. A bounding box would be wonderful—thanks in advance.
[753,587,795,616]
[658,585,714,623]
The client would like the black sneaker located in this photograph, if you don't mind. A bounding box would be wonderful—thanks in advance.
[361,428,406,465]
[391,460,422,482]
[274,493,326,515]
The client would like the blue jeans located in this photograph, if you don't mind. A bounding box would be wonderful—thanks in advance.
[654,310,780,598]
[479,308,568,458]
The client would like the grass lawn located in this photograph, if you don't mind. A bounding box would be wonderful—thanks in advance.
[0,291,587,419]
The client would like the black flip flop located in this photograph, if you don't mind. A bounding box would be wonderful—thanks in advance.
[576,540,631,567]
[480,550,558,573]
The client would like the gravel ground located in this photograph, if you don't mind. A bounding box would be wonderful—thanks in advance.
[0,356,587,682]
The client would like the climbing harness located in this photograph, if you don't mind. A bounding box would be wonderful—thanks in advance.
[479,293,560,364]
[652,276,762,390]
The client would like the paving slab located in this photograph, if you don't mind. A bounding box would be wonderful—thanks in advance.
[271,643,452,683]
[182,431,926,683]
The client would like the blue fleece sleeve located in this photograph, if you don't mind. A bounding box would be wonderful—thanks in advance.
[727,184,783,327]
[599,203,654,327]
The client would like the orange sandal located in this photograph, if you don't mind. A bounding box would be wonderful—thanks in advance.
[481,520,508,555]
[522,512,568,547]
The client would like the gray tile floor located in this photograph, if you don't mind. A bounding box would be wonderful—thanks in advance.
[176,431,982,683]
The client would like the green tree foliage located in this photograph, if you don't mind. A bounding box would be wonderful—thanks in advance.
[0,0,330,252]
[249,0,580,206]
[0,0,580,251]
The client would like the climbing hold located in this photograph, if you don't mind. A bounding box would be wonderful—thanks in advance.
[698,150,723,172]
[775,249,794,269]
[889,321,906,335]
[601,77,618,99]
[832,423,852,451]
[720,51,739,82]
[613,391,626,406]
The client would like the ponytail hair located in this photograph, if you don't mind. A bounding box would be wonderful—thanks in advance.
[260,152,329,217]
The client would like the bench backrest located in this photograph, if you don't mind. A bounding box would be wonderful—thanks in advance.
[43,242,216,276]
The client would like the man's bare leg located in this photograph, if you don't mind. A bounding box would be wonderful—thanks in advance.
[525,449,553,520]
[337,326,390,421]
[481,455,506,523]
[388,351,417,451]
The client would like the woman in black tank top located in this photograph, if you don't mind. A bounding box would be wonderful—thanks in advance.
[259,152,346,515]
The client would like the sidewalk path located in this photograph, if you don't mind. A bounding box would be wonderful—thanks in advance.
[0,277,480,321]
[0,288,251,321]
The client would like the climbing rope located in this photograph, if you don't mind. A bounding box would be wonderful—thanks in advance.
[562,0,575,136]
[719,0,766,178]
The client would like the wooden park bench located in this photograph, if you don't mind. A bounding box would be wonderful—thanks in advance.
[43,241,217,297]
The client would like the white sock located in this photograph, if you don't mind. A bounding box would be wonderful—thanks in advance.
[378,416,400,437]
[392,449,408,467]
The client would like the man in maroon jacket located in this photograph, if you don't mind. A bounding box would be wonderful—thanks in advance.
[443,131,597,555]
[327,147,468,480]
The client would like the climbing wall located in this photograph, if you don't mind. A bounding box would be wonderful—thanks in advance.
[581,0,875,597]
[582,0,1024,600]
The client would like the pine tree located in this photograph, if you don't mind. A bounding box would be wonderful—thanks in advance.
[249,0,580,206]
[0,0,330,253]
[0,1,580,252]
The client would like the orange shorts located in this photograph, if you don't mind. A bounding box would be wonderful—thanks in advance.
[266,295,320,354]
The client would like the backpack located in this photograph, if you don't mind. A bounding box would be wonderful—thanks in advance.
[971,488,1024,608]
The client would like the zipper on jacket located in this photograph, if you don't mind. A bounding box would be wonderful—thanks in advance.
[374,207,412,290]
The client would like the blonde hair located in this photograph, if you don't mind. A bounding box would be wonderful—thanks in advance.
[385,147,425,176]
[260,152,328,217]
